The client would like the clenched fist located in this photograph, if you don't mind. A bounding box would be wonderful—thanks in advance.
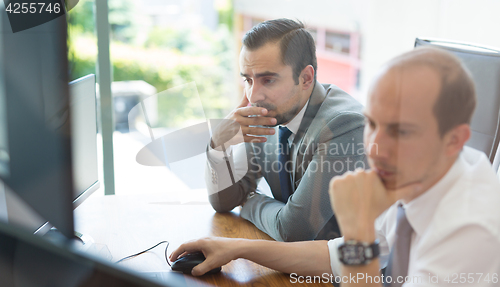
[328,169,422,241]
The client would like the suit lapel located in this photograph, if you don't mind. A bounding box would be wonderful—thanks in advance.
[290,81,328,188]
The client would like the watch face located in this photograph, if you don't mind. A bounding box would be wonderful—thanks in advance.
[339,244,366,265]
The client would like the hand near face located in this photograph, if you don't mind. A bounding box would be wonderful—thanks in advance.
[169,237,239,276]
[328,169,422,241]
[210,94,277,150]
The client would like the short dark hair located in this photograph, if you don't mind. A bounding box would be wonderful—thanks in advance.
[388,46,476,137]
[242,18,317,84]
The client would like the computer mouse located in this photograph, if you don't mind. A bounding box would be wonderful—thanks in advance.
[171,251,222,275]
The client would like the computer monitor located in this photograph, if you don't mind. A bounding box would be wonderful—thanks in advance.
[69,74,100,209]
[0,60,7,179]
[0,6,198,287]
[0,6,74,239]
[0,212,190,287]
[25,74,101,237]
[0,73,101,239]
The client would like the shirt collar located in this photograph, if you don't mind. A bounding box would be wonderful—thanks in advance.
[401,151,466,236]
[280,99,310,135]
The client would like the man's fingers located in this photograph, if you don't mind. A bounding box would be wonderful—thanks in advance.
[191,260,217,276]
[169,243,198,261]
[237,106,269,117]
[169,248,184,262]
[169,251,189,263]
[238,115,277,127]
[243,126,275,136]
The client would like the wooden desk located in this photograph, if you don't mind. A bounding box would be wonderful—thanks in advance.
[74,193,332,286]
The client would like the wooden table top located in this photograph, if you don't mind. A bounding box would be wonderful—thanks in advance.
[74,192,332,287]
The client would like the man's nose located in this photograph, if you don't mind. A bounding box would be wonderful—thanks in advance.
[247,82,265,104]
[367,130,391,160]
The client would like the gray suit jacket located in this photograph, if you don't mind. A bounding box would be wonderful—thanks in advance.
[206,82,366,241]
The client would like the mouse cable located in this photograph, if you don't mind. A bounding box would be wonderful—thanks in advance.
[115,240,171,266]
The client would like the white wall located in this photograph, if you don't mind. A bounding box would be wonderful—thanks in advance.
[235,0,369,32]
[235,0,500,104]
[357,0,500,104]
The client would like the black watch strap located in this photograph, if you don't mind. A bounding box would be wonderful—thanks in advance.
[338,239,380,265]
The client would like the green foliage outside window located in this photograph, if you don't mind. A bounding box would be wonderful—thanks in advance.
[67,0,235,128]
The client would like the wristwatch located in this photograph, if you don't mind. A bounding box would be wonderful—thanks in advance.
[337,239,380,265]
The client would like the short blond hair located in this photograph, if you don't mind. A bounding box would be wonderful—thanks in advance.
[387,46,476,137]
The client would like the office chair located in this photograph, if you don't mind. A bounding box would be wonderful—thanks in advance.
[493,143,500,174]
[415,38,500,163]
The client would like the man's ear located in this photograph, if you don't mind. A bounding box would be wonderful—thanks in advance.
[444,124,471,157]
[300,65,315,90]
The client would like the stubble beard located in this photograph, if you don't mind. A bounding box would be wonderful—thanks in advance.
[252,93,302,126]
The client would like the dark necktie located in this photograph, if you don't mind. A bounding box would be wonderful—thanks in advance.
[385,204,414,287]
[278,126,293,203]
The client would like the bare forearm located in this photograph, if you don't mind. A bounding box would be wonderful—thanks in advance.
[236,239,332,276]
[171,237,332,277]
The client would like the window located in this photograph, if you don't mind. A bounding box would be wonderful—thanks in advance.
[325,31,351,54]
[308,28,318,45]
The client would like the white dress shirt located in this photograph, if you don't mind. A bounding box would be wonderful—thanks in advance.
[328,147,500,286]
[206,100,309,193]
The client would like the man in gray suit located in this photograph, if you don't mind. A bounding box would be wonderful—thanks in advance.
[206,19,365,241]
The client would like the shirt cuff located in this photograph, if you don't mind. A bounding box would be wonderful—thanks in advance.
[207,145,233,165]
[327,237,344,277]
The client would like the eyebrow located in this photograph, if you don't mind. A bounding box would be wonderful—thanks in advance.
[240,71,280,78]
[363,113,419,129]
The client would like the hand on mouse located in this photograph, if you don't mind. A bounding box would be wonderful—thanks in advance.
[170,237,241,276]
